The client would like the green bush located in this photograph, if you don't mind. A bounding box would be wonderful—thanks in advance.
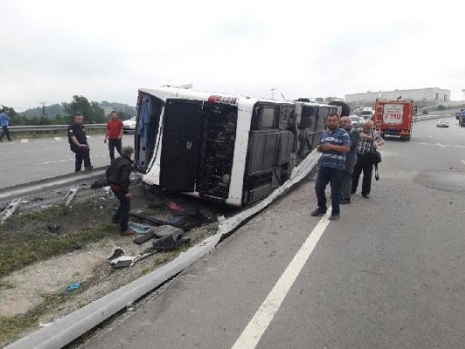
[436,104,446,111]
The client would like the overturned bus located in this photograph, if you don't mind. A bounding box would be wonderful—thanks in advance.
[134,86,342,207]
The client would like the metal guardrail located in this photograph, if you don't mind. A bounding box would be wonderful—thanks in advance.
[9,115,446,133]
[9,124,106,133]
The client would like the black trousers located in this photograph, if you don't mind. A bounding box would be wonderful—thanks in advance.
[70,144,91,172]
[108,139,122,160]
[352,153,374,196]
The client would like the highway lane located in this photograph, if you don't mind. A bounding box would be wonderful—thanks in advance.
[80,115,465,349]
[0,134,135,189]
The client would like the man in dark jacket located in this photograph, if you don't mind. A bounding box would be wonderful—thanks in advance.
[67,112,93,172]
[106,146,135,235]
[340,116,360,204]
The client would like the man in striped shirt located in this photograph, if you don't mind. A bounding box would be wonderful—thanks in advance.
[311,113,350,221]
[351,120,384,199]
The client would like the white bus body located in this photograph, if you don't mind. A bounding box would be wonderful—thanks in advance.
[134,86,341,206]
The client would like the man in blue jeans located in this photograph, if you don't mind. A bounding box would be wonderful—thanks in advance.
[311,113,350,220]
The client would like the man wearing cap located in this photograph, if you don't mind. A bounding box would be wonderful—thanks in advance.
[106,146,135,236]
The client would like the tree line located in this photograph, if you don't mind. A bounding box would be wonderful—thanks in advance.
[1,95,135,126]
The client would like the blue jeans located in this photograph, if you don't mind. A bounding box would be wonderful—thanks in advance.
[113,190,130,233]
[315,166,343,214]
[108,139,122,161]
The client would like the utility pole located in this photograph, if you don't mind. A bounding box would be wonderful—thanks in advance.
[270,88,276,100]
[39,101,47,117]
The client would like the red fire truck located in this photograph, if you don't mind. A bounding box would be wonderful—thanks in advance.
[374,99,414,141]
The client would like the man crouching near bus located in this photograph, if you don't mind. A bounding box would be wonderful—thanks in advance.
[106,146,135,236]
[311,113,350,221]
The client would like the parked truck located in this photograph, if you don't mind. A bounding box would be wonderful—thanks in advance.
[374,99,414,141]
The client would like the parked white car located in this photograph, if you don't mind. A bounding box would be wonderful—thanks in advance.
[436,119,449,128]
[123,116,136,133]
[349,115,362,129]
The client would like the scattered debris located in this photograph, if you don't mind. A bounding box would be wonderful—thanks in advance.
[47,225,60,233]
[107,247,125,260]
[153,225,185,238]
[128,222,154,234]
[129,211,185,230]
[90,178,109,189]
[62,185,80,206]
[129,177,141,186]
[110,251,155,269]
[66,282,81,292]
[152,230,190,252]
[168,201,185,214]
[133,232,157,245]
[126,302,135,312]
[68,243,82,252]
[0,198,22,224]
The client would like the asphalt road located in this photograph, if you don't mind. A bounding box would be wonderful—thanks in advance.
[0,133,135,189]
[78,116,465,348]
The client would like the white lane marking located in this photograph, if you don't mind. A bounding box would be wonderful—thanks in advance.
[461,160,465,166]
[410,141,465,149]
[54,137,62,141]
[20,139,29,143]
[231,210,332,349]
[0,147,56,156]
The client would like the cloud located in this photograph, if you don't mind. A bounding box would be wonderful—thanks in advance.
[2,0,465,109]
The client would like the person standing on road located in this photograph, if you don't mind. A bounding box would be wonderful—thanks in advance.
[104,111,123,161]
[106,146,135,236]
[311,113,350,221]
[0,109,12,142]
[67,112,93,173]
[351,120,384,199]
[340,116,360,204]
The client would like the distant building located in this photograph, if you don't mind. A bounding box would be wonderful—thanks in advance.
[345,87,450,103]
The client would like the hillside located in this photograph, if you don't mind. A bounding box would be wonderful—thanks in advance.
[20,102,136,118]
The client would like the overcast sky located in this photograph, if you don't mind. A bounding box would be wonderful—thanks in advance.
[1,0,464,111]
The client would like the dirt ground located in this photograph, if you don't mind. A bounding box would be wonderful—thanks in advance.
[0,182,230,346]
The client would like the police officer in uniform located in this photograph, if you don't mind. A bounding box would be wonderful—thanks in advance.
[67,112,93,173]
